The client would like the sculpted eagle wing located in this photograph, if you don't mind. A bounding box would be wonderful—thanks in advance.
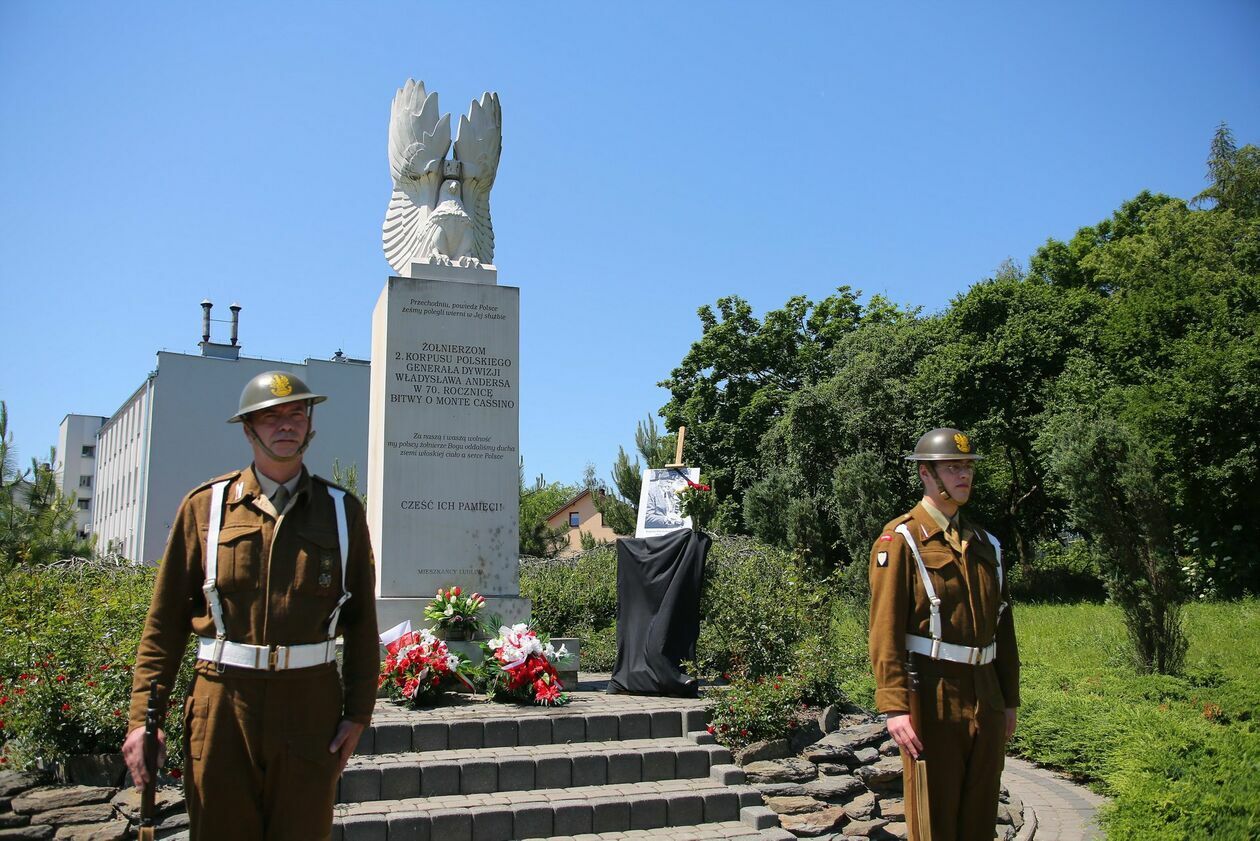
[383,79,452,274]
[453,92,502,265]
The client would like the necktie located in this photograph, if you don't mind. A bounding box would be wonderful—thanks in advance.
[270,485,290,516]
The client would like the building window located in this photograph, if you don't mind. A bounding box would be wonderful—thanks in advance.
[569,512,580,528]
[78,499,90,511]
[79,475,92,488]
[81,445,95,458]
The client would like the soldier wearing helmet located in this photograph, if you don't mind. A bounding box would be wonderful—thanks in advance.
[123,371,379,841]
[868,428,1020,841]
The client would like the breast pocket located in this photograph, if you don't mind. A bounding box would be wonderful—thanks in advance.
[206,523,262,593]
[917,547,963,623]
[295,527,341,597]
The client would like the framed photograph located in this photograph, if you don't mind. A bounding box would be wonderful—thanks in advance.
[635,466,701,538]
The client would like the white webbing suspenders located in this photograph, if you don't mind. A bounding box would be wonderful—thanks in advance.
[201,480,350,671]
[896,522,1008,665]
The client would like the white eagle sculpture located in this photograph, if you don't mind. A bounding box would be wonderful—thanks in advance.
[382,79,501,274]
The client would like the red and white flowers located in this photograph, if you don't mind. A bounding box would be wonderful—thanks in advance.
[379,628,472,706]
[424,586,487,637]
[484,624,571,706]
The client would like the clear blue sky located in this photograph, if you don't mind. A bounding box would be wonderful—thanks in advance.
[2,1,1257,487]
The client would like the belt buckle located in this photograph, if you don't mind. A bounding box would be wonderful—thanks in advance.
[268,646,279,671]
[969,646,979,665]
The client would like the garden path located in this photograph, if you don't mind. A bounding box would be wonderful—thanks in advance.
[1003,756,1107,841]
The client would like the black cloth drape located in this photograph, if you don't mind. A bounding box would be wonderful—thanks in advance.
[607,528,709,697]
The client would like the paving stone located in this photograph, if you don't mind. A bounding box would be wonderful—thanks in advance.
[419,762,460,796]
[642,748,675,782]
[518,718,552,746]
[709,765,746,785]
[740,805,780,830]
[497,757,535,791]
[385,813,429,841]
[461,760,498,794]
[353,725,375,755]
[553,802,593,835]
[482,719,518,748]
[589,796,631,832]
[537,756,573,788]
[664,792,704,827]
[573,753,608,787]
[374,722,411,754]
[619,713,651,740]
[683,709,708,734]
[627,796,667,830]
[469,806,513,841]
[702,789,740,822]
[511,803,553,839]
[430,808,473,841]
[380,763,420,799]
[676,748,710,780]
[650,711,683,738]
[608,752,642,784]
[411,721,447,752]
[340,813,386,841]
[340,767,381,802]
[584,714,618,742]
[553,716,586,744]
[449,721,485,749]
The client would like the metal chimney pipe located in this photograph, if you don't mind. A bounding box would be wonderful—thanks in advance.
[229,303,242,346]
[201,299,213,343]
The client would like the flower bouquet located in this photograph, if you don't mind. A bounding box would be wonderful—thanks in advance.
[379,628,473,707]
[676,478,716,531]
[424,586,486,640]
[481,624,571,706]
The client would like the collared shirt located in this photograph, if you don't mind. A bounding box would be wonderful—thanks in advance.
[253,466,301,517]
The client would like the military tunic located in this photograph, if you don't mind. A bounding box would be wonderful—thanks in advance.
[128,466,379,841]
[868,501,1020,841]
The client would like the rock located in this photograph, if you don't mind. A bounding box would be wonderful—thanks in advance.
[110,787,185,820]
[0,824,55,839]
[0,774,44,799]
[855,757,903,786]
[790,720,826,753]
[753,782,808,798]
[842,817,889,837]
[878,739,899,757]
[841,790,878,820]
[153,810,189,838]
[816,723,888,753]
[803,743,858,766]
[743,758,819,784]
[736,739,792,766]
[818,761,855,775]
[802,775,865,802]
[53,821,130,841]
[874,821,907,839]
[818,704,841,734]
[765,795,828,815]
[878,798,905,821]
[853,747,879,764]
[993,827,1016,841]
[0,816,29,830]
[779,805,849,837]
[11,788,113,816]
[29,803,115,826]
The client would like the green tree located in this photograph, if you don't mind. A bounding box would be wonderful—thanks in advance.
[1193,122,1260,218]
[331,458,363,502]
[518,461,575,558]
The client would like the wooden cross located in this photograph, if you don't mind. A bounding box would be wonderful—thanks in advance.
[664,426,687,468]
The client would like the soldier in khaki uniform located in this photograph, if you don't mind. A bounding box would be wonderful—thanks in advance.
[121,371,379,841]
[868,428,1019,841]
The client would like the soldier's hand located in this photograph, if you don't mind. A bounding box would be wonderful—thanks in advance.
[328,719,365,773]
[121,725,166,787]
[886,713,923,759]
[1005,707,1018,742]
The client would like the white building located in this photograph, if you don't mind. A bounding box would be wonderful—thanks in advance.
[55,414,107,536]
[88,303,370,563]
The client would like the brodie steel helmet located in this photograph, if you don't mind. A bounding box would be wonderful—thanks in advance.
[903,427,984,462]
[228,371,326,424]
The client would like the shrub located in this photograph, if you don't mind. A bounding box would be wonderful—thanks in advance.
[520,547,618,634]
[0,559,196,772]
[1008,538,1106,603]
[706,672,807,749]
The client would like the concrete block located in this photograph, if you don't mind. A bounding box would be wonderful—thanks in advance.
[449,720,485,749]
[703,789,740,822]
[676,748,710,779]
[340,767,381,803]
[552,715,586,744]
[689,730,716,745]
[517,717,552,746]
[650,710,683,738]
[354,727,376,755]
[461,759,498,794]
[511,804,553,839]
[683,708,708,733]
[429,808,472,841]
[584,713,618,741]
[572,752,608,786]
[386,813,430,841]
[412,721,448,752]
[642,748,676,781]
[628,796,668,830]
[740,805,779,829]
[482,718,518,748]
[709,764,746,785]
[331,820,343,841]
[381,763,421,799]
[419,761,460,796]
[664,792,704,827]
[553,802,593,836]
[619,712,651,740]
[497,757,535,791]
[374,723,411,754]
[705,745,734,765]
[469,806,514,841]
[736,788,762,808]
[607,751,643,784]
[535,755,573,788]
[340,814,386,841]
[589,796,631,832]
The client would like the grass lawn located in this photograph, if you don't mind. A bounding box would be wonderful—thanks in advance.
[1012,600,1259,840]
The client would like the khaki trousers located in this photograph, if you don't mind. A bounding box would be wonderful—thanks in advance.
[902,660,1007,841]
[182,662,343,841]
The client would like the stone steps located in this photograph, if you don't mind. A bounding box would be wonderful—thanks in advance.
[333,682,788,841]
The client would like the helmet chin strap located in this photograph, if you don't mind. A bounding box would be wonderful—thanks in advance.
[928,463,963,505]
[245,406,316,463]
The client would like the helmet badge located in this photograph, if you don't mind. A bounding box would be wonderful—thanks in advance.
[270,374,293,397]
[954,433,971,453]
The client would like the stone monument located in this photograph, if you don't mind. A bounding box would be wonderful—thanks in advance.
[369,79,528,630]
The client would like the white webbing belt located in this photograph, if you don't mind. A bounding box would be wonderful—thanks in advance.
[200,480,351,671]
[895,522,1008,664]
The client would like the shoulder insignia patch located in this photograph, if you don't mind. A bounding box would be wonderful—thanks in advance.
[879,533,894,542]
[877,551,889,567]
